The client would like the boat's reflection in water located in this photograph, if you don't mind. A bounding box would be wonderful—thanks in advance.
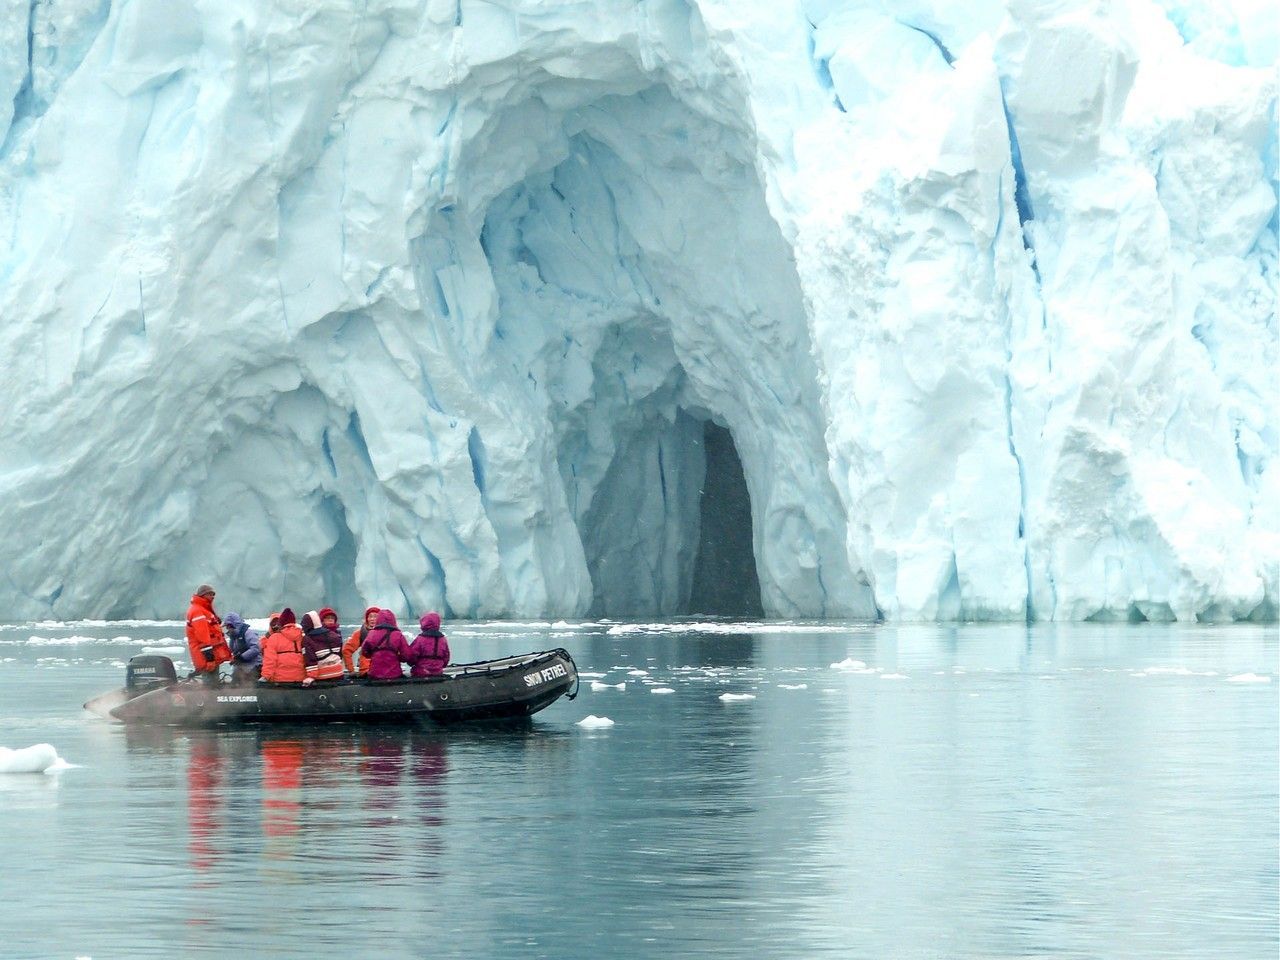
[125,723,465,886]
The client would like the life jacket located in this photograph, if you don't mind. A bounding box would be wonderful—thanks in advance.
[408,630,449,677]
[262,626,306,683]
[304,627,344,681]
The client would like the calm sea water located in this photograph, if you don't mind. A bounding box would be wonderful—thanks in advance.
[0,620,1275,960]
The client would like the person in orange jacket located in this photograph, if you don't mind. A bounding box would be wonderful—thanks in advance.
[186,584,232,679]
[260,608,307,683]
[342,606,381,676]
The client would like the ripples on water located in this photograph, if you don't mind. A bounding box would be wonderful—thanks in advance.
[0,621,1276,959]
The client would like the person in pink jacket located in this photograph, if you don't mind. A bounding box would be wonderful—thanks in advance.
[405,612,450,677]
[360,609,410,680]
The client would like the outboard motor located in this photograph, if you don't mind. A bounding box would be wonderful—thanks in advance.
[125,654,177,693]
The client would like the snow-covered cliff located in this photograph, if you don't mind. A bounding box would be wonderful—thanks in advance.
[0,0,1274,622]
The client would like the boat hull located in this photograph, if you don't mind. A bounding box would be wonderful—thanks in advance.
[101,649,577,726]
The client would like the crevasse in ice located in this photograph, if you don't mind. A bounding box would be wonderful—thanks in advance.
[0,0,1274,622]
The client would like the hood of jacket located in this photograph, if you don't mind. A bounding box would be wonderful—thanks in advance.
[419,612,442,633]
[223,612,247,634]
[374,609,399,630]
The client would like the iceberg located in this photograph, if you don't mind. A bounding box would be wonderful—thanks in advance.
[0,0,1273,623]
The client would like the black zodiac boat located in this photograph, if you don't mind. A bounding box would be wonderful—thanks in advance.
[84,649,578,726]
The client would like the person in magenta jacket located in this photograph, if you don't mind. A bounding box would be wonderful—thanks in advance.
[405,612,450,677]
[360,609,410,680]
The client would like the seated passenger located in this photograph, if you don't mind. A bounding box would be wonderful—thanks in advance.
[260,608,306,683]
[405,612,450,677]
[223,612,262,683]
[361,609,409,680]
[301,609,344,682]
[343,606,380,676]
[320,607,341,634]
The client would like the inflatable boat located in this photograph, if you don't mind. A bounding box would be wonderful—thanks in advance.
[84,649,578,726]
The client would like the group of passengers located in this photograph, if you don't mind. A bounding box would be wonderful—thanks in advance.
[185,584,451,685]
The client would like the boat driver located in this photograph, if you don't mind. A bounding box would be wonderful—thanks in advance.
[185,584,232,682]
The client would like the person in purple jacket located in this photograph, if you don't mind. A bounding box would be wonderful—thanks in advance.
[406,612,450,677]
[360,609,409,680]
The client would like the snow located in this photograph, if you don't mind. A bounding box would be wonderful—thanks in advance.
[0,744,70,774]
[0,0,1273,624]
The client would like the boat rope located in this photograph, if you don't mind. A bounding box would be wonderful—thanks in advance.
[560,648,580,701]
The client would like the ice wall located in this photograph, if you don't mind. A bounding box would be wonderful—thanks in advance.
[0,0,1273,622]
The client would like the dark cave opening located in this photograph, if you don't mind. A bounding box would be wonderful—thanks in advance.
[688,421,764,618]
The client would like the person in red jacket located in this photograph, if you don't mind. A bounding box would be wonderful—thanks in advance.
[342,606,381,676]
[186,584,232,680]
[405,612,450,677]
[301,610,344,682]
[260,608,307,683]
[361,609,410,680]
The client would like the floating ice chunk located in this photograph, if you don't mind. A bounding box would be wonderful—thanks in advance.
[719,693,756,701]
[1135,666,1196,676]
[1226,673,1272,683]
[880,673,908,680]
[0,744,69,774]
[141,646,184,655]
[590,681,625,691]
[33,620,182,629]
[576,715,615,728]
[830,658,870,671]
[650,687,675,694]
[778,683,808,690]
[26,636,110,646]
[609,623,861,636]
[578,672,607,679]
[626,669,649,677]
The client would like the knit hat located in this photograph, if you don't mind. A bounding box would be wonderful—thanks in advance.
[278,608,296,627]
[319,606,338,625]
[196,584,216,598]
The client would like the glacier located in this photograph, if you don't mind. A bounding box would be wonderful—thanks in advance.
[0,0,1274,623]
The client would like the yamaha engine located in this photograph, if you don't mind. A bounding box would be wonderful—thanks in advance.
[125,654,177,692]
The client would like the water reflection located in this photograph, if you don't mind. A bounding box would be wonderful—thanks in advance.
[124,725,454,885]
[3,624,1272,960]
[187,737,224,871]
